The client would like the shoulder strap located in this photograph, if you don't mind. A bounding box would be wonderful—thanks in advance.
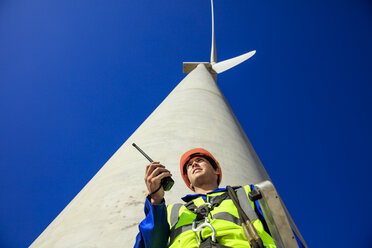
[236,187,258,221]
[184,200,198,212]
[183,187,257,222]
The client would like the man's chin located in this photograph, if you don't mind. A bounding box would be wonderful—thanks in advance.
[191,175,207,186]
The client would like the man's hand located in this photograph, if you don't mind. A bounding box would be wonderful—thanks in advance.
[145,162,172,204]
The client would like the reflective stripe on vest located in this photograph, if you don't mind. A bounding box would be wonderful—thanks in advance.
[236,187,258,222]
[169,203,183,228]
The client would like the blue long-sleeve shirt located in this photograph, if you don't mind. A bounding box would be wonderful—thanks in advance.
[133,195,170,248]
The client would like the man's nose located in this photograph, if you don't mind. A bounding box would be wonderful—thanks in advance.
[191,161,198,168]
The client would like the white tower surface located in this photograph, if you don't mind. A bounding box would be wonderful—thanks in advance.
[30,1,277,247]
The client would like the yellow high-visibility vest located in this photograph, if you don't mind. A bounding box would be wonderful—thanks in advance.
[167,185,276,248]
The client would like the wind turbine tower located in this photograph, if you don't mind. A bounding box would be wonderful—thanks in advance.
[30,1,305,247]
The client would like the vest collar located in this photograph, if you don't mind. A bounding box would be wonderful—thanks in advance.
[181,186,228,202]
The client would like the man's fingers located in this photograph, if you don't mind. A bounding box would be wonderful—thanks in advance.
[145,162,164,176]
[146,164,164,177]
[149,167,170,179]
[152,171,172,183]
[144,163,170,195]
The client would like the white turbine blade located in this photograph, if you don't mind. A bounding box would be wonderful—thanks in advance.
[210,0,217,64]
[212,50,256,74]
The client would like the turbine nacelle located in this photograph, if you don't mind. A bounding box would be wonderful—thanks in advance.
[183,50,256,74]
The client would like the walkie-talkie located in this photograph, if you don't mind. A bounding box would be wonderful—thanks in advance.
[132,143,174,191]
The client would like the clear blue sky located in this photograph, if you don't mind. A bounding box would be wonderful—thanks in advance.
[0,0,371,247]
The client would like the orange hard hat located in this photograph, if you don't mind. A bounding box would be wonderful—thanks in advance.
[180,148,222,191]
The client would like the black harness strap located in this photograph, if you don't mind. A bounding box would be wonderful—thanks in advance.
[183,191,234,248]
[199,237,231,248]
[185,192,230,213]
[227,186,264,248]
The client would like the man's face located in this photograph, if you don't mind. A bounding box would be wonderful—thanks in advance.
[186,156,219,188]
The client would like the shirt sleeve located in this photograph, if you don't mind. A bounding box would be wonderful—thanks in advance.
[133,195,170,248]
